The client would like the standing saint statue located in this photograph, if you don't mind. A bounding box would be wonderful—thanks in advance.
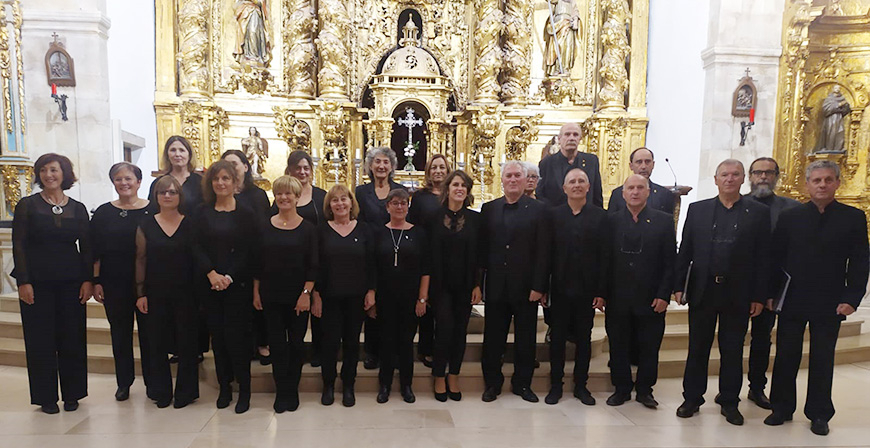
[234,0,271,67]
[814,85,851,153]
[242,127,269,178]
[543,0,582,77]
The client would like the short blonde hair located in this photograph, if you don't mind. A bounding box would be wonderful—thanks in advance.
[272,175,302,197]
[323,184,360,221]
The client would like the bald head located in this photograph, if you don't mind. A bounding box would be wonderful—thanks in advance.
[623,174,650,210]
[558,123,583,154]
[563,168,590,201]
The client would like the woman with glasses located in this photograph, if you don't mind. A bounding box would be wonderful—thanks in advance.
[374,189,430,404]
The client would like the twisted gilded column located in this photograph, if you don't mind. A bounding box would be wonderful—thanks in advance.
[597,0,630,110]
[500,0,532,105]
[473,0,503,103]
[316,0,350,100]
[177,0,210,96]
[284,0,317,99]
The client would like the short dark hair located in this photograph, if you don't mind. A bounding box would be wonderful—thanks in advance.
[629,147,654,163]
[439,170,474,208]
[386,188,410,203]
[152,174,185,211]
[749,157,780,176]
[202,160,237,204]
[108,162,143,181]
[161,135,196,174]
[34,153,77,190]
[285,150,314,176]
[220,149,255,190]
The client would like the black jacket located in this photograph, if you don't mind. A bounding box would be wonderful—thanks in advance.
[675,196,771,309]
[545,203,610,300]
[355,180,406,226]
[536,151,603,207]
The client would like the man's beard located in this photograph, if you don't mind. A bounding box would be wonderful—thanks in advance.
[749,183,774,198]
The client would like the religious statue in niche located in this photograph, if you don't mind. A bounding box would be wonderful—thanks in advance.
[814,85,851,154]
[242,127,269,178]
[731,69,756,118]
[543,0,582,77]
[234,0,272,67]
[44,33,76,87]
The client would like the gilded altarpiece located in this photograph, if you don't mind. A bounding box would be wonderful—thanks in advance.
[0,0,29,220]
[154,0,649,205]
[774,0,870,220]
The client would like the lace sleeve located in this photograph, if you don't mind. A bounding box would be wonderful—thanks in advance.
[135,226,147,298]
[10,196,31,285]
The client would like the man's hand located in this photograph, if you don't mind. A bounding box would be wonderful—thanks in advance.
[529,290,544,302]
[766,299,774,311]
[364,290,376,311]
[592,297,605,312]
[295,293,310,316]
[79,281,93,304]
[18,284,34,305]
[674,292,685,305]
[651,298,668,313]
[136,296,148,314]
[471,286,482,305]
[311,293,322,318]
[253,290,263,311]
[93,284,105,304]
[837,303,856,317]
[749,302,763,318]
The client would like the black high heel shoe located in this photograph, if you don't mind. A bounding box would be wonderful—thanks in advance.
[447,376,462,402]
[434,377,448,402]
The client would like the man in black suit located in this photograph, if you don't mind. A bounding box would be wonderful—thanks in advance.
[744,157,801,409]
[674,159,770,426]
[608,147,676,215]
[479,161,550,403]
[605,174,676,409]
[764,160,869,436]
[543,168,609,406]
[537,123,603,207]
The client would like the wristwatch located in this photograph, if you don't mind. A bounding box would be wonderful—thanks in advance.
[303,288,312,296]
[419,297,427,304]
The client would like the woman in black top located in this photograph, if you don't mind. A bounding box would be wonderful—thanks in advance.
[134,175,199,409]
[314,184,376,408]
[221,149,271,364]
[148,136,204,215]
[254,175,317,413]
[408,154,450,369]
[279,150,327,367]
[355,146,405,370]
[91,162,151,403]
[375,189,430,404]
[430,170,481,401]
[12,153,92,414]
[192,160,259,414]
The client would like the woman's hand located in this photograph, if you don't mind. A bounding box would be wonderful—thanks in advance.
[253,290,263,311]
[311,292,322,318]
[364,290,376,311]
[416,300,427,317]
[79,281,93,304]
[207,271,231,291]
[18,284,34,305]
[93,284,105,304]
[471,286,482,305]
[295,293,311,316]
[136,296,148,314]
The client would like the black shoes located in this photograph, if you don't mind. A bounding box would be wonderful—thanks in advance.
[418,354,433,368]
[235,392,250,414]
[363,355,379,370]
[545,387,562,405]
[606,392,631,406]
[481,386,500,402]
[321,384,335,406]
[169,355,179,364]
[342,386,356,407]
[156,398,172,409]
[810,419,830,436]
[216,388,232,409]
[635,393,659,409]
[40,403,59,414]
[748,389,772,409]
[763,411,793,426]
[173,397,193,409]
[376,385,390,403]
[310,354,322,368]
[676,400,702,418]
[446,376,462,401]
[434,377,448,402]
[63,400,79,412]
[574,387,596,406]
[115,386,130,401]
[720,405,744,426]
[287,393,300,412]
[274,397,288,414]
[401,385,416,403]
[511,386,539,403]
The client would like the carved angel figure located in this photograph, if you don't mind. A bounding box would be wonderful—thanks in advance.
[242,127,269,178]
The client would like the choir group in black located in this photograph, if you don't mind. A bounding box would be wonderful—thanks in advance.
[13,122,868,437]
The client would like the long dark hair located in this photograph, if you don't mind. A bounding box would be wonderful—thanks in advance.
[439,170,474,208]
[202,160,238,204]
[161,135,196,174]
[220,149,255,190]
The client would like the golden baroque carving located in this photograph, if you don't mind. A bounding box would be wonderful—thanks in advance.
[273,106,311,152]
[471,105,503,188]
[227,66,274,95]
[500,0,532,105]
[178,0,210,96]
[505,114,543,160]
[180,100,228,167]
[538,76,581,106]
[597,0,631,110]
[316,0,351,99]
[0,5,11,134]
[208,106,229,163]
[317,100,349,147]
[473,0,503,103]
[12,1,23,134]
[180,100,204,156]
[603,117,628,178]
[284,0,317,98]
[1,165,21,214]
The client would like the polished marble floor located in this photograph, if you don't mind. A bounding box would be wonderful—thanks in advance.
[1,362,869,448]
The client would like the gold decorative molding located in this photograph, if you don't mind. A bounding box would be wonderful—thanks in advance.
[500,0,532,105]
[598,0,631,110]
[179,100,228,168]
[0,4,11,134]
[283,0,317,98]
[505,114,542,160]
[0,164,29,218]
[316,0,350,99]
[11,0,22,135]
[178,0,210,96]
[472,0,502,103]
[273,106,311,152]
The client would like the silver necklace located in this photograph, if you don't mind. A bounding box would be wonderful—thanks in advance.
[119,209,128,218]
[42,193,64,215]
[389,228,405,267]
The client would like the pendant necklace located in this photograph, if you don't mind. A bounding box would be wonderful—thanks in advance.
[389,228,405,267]
[120,209,128,218]
[43,193,64,215]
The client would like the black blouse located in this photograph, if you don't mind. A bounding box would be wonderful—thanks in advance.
[317,221,376,298]
[257,219,318,302]
[374,225,430,298]
[11,194,92,286]
[408,189,441,229]
[270,186,327,225]
[355,181,406,226]
[191,203,259,284]
[91,203,149,285]
[136,215,194,297]
[430,207,481,295]
[236,185,270,225]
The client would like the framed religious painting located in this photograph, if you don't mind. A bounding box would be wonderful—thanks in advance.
[45,36,76,87]
[732,71,756,118]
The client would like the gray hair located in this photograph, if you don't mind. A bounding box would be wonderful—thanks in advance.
[805,159,841,181]
[501,160,528,178]
[521,161,540,177]
[715,158,745,176]
[108,162,143,181]
[364,146,398,180]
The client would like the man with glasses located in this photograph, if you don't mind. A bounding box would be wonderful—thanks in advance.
[608,147,676,215]
[674,159,770,426]
[604,174,676,409]
[743,157,800,410]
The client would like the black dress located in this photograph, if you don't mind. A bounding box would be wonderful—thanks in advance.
[237,184,271,352]
[407,189,440,360]
[12,194,92,407]
[90,203,152,393]
[317,221,376,387]
[257,219,318,404]
[136,215,199,405]
[374,225,430,390]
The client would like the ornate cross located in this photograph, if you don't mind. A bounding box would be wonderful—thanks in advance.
[397,107,423,149]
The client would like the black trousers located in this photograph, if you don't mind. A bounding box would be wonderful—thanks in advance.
[19,281,87,406]
[606,308,665,395]
[253,307,268,349]
[364,315,380,360]
[748,307,776,392]
[263,300,309,399]
[417,311,434,358]
[310,314,323,361]
[205,282,252,393]
[770,314,841,422]
[321,294,365,386]
[378,293,418,388]
[102,281,151,390]
[482,297,537,390]
[549,295,595,388]
[432,288,472,377]
[146,288,199,403]
[682,299,749,406]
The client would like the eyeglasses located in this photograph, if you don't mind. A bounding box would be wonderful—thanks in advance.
[620,232,644,255]
[750,170,777,177]
[388,201,408,207]
[156,190,179,196]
